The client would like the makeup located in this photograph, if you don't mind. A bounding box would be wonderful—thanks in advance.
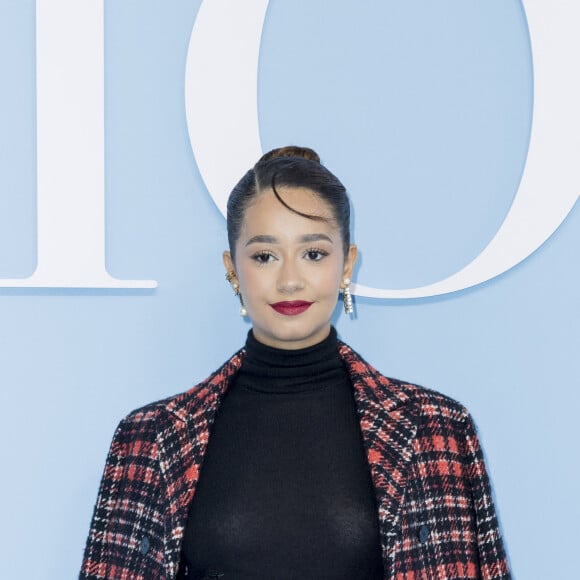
[270,301,313,316]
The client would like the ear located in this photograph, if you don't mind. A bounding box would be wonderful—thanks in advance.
[341,244,358,285]
[223,251,236,276]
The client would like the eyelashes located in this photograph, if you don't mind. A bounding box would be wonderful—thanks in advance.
[303,248,329,262]
[251,251,276,265]
[250,248,329,265]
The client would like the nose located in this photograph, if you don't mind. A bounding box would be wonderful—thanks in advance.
[277,259,304,293]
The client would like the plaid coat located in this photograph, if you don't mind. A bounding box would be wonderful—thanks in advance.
[80,342,511,579]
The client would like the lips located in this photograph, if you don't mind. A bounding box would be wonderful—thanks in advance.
[270,300,313,316]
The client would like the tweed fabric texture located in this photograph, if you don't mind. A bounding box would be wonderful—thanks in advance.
[80,343,510,579]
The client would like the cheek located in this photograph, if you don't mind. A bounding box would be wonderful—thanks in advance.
[315,264,344,293]
[237,267,266,299]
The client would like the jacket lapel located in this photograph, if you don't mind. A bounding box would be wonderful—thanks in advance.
[158,350,245,577]
[339,343,419,562]
[158,342,417,575]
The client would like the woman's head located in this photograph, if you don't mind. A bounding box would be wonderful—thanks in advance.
[226,146,351,259]
[223,146,357,350]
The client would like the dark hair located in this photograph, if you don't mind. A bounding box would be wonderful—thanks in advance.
[227,146,351,257]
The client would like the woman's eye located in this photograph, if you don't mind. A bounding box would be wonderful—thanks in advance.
[304,249,328,261]
[252,251,275,264]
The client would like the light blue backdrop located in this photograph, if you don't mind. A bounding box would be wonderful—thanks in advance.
[0,1,578,578]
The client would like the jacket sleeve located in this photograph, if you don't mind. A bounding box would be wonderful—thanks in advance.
[462,413,511,579]
[79,414,168,579]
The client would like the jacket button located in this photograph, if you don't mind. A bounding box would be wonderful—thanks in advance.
[140,536,150,555]
[418,524,430,544]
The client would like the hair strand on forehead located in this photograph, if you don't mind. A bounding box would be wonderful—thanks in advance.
[226,146,351,258]
[270,172,328,223]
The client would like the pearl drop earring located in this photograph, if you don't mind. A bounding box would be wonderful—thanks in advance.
[226,271,247,317]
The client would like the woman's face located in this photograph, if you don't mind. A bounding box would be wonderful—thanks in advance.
[223,187,357,350]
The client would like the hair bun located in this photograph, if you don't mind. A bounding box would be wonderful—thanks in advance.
[257,146,321,165]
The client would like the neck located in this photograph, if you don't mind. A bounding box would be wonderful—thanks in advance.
[235,327,344,394]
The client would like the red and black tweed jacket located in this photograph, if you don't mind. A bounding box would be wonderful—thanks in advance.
[80,342,511,579]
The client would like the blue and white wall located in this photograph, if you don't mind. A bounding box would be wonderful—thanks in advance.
[0,1,578,578]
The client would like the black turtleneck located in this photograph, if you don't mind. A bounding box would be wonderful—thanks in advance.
[180,328,384,579]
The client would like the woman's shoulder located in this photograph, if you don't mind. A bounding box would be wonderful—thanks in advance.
[118,347,246,429]
[383,375,473,426]
[338,340,471,424]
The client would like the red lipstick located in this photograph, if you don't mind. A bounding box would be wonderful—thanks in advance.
[270,300,313,316]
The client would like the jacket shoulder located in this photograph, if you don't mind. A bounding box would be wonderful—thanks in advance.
[338,340,471,424]
[120,347,245,427]
[388,376,471,423]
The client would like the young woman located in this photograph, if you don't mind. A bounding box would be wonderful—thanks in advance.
[80,147,511,579]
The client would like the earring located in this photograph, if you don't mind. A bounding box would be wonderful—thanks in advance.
[225,271,237,292]
[226,271,247,316]
[342,278,354,315]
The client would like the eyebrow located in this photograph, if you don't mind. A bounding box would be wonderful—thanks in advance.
[245,233,334,246]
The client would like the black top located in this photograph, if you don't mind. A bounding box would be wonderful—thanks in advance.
[180,328,384,579]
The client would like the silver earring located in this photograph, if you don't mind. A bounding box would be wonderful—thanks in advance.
[342,278,354,315]
[226,271,247,316]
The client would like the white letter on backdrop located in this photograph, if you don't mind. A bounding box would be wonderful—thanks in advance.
[0,0,156,288]
[185,0,578,299]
